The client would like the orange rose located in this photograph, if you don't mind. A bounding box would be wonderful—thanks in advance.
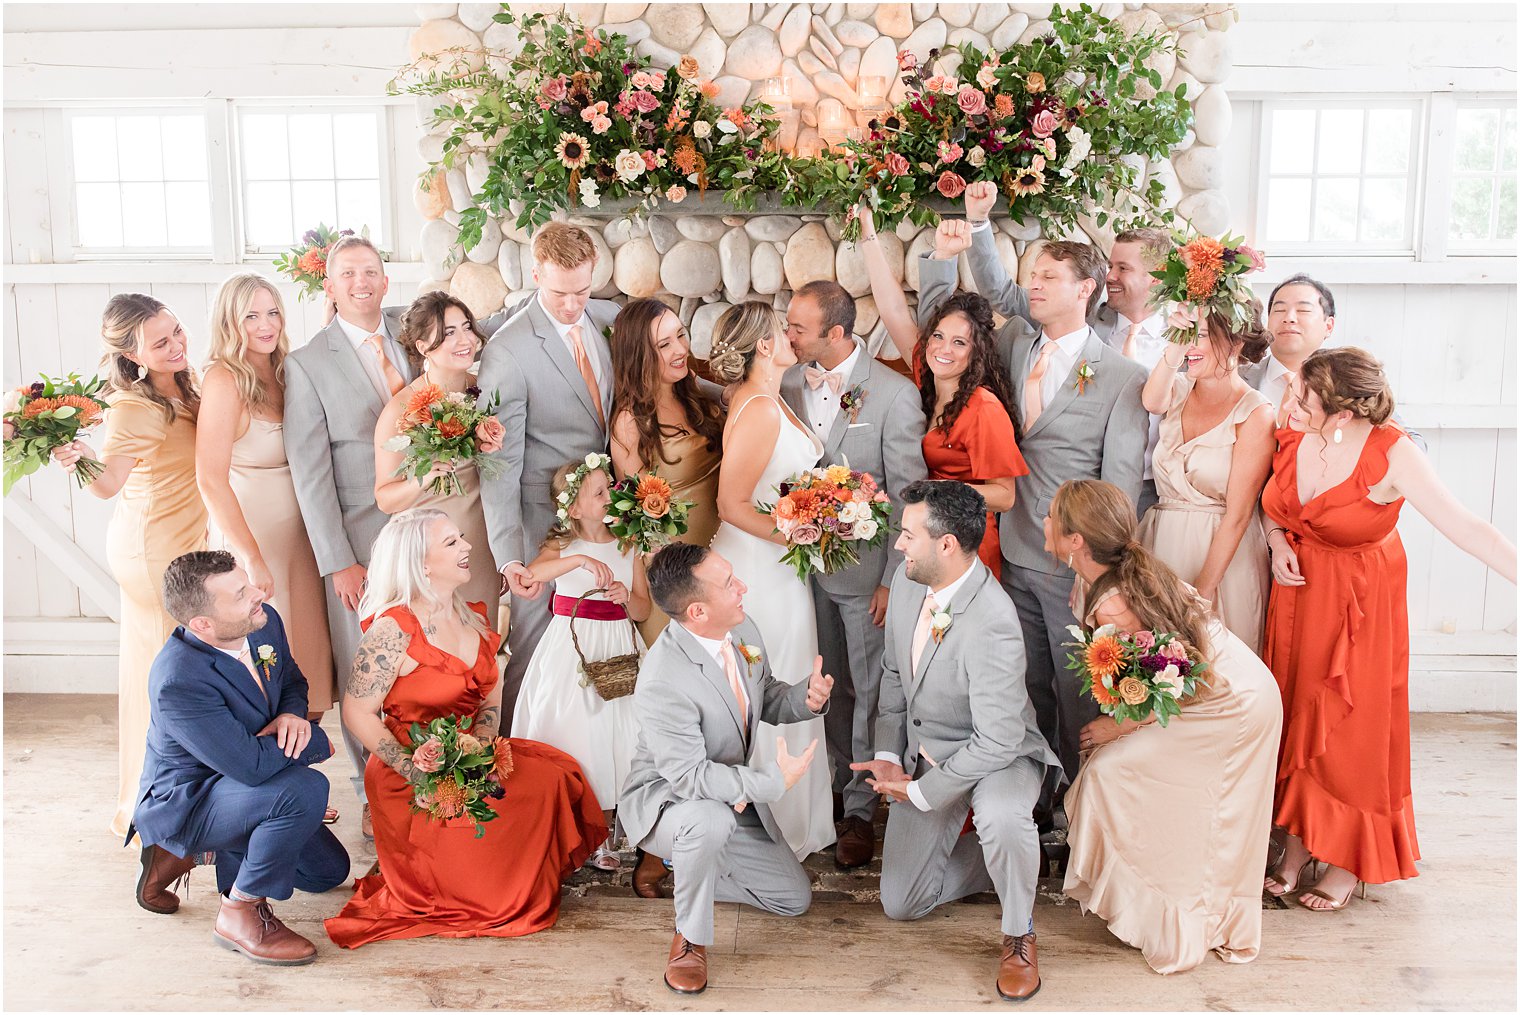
[1118,676,1148,706]
[774,496,799,521]
[642,492,670,518]
[677,55,701,81]
[437,415,467,439]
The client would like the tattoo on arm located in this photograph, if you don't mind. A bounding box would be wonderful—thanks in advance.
[375,736,418,784]
[348,618,410,700]
[473,705,500,740]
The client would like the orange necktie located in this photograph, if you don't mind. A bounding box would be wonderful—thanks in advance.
[365,334,406,396]
[720,637,750,728]
[1023,342,1058,429]
[567,324,606,429]
[909,592,939,675]
[1121,322,1141,360]
[236,646,268,701]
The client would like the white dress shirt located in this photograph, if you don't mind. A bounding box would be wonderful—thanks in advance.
[1258,353,1295,411]
[538,293,612,409]
[875,558,978,812]
[803,345,861,436]
[1115,311,1167,481]
[1029,326,1089,409]
[335,313,408,401]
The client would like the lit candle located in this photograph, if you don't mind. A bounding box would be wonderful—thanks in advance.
[858,75,887,112]
[762,76,793,111]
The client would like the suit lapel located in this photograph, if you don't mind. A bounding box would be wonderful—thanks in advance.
[821,343,871,462]
[908,565,990,700]
[322,320,388,410]
[672,624,747,744]
[1025,329,1104,440]
[782,368,811,432]
[529,300,601,428]
[184,631,271,715]
[1009,330,1036,414]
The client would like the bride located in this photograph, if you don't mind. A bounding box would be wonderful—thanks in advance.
[707,301,836,859]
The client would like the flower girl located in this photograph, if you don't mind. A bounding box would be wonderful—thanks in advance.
[511,454,651,870]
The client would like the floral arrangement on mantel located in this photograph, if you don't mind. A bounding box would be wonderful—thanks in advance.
[395,8,794,246]
[395,5,1192,250]
[839,7,1193,240]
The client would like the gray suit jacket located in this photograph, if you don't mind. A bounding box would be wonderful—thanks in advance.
[1239,355,1427,452]
[919,229,1150,575]
[780,340,928,595]
[476,296,619,567]
[873,562,1059,810]
[618,617,821,850]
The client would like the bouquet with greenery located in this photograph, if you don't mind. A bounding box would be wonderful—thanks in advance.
[272,224,386,302]
[3,374,111,495]
[382,383,506,496]
[765,465,893,581]
[1151,231,1267,344]
[606,472,693,555]
[403,714,513,838]
[832,6,1192,239]
[1064,624,1208,727]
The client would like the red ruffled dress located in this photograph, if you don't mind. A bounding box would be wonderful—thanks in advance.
[325,604,607,947]
[1261,425,1419,884]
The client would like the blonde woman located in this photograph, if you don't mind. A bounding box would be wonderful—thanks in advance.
[54,293,208,838]
[198,274,336,723]
[325,507,605,947]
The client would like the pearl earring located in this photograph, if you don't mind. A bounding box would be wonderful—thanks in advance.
[1333,426,1343,445]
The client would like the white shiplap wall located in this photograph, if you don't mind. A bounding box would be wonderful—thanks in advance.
[2,3,1515,707]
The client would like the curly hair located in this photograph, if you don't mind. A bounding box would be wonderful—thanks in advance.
[610,298,724,470]
[915,292,1020,438]
[1298,347,1395,426]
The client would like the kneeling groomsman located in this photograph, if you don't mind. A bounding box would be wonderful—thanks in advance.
[619,543,832,995]
[131,551,349,965]
[853,481,1060,1001]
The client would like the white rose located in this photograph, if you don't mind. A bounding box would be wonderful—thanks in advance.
[1064,126,1092,170]
[578,178,601,207]
[837,501,865,524]
[1156,663,1182,698]
[693,120,712,139]
[614,149,645,182]
[853,518,878,541]
[967,145,987,167]
[383,434,411,452]
[584,453,601,467]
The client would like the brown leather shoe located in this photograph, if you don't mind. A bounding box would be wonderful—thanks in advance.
[632,848,670,899]
[834,815,875,869]
[213,896,318,966]
[361,803,373,842]
[997,933,1040,1002]
[136,843,195,915]
[664,932,707,994]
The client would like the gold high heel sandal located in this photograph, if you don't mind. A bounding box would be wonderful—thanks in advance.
[1264,856,1317,897]
[1299,876,1367,912]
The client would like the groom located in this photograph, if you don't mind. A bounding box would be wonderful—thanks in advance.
[852,481,1059,1001]
[619,543,832,995]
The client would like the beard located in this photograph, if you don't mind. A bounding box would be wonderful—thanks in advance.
[210,605,268,643]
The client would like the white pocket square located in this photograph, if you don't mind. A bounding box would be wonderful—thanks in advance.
[847,422,871,429]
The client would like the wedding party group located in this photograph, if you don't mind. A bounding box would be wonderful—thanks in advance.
[28,182,1517,998]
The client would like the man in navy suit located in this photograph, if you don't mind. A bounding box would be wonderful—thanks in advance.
[131,551,349,966]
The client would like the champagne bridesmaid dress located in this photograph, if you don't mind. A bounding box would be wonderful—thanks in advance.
[224,417,335,710]
[635,424,721,642]
[101,392,208,837]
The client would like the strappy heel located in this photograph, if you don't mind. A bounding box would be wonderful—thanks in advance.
[1264,856,1316,898]
[1300,877,1366,912]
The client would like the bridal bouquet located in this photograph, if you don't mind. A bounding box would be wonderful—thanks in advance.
[404,714,513,838]
[3,374,111,495]
[383,383,505,497]
[1152,231,1266,345]
[765,465,892,581]
[1064,625,1207,727]
[272,224,386,302]
[606,472,693,555]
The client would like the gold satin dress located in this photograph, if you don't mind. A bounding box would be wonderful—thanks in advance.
[636,426,721,642]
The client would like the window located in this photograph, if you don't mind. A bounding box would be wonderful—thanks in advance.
[68,111,211,250]
[238,108,387,252]
[1259,101,1420,253]
[1448,103,1516,250]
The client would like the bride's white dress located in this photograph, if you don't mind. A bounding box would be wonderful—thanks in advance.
[709,394,836,859]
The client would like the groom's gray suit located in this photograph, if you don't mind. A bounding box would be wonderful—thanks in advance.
[781,340,927,823]
[477,294,617,722]
[873,560,1058,935]
[619,618,818,947]
[919,229,1148,791]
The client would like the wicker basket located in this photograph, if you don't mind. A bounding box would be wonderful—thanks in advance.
[568,588,641,701]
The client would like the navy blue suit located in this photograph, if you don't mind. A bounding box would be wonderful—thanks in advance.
[130,604,349,900]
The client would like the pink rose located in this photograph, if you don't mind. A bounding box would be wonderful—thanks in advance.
[666,184,687,203]
[411,736,445,774]
[956,85,988,117]
[579,100,608,123]
[897,49,918,71]
[851,487,869,502]
[591,115,612,135]
[873,491,889,503]
[1162,640,1190,662]
[937,140,963,164]
[540,76,568,102]
[935,170,967,199]
[1030,108,1059,139]
[1132,629,1156,650]
[642,150,659,171]
[1239,244,1267,271]
[475,415,505,453]
[884,151,910,176]
[922,75,948,95]
[632,90,660,114]
[791,522,823,546]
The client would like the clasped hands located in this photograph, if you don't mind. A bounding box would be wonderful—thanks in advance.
[849,747,940,804]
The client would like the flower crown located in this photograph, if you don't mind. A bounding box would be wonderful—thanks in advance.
[555,452,613,524]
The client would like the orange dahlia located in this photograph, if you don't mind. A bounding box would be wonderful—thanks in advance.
[636,475,672,503]
[437,415,467,439]
[1090,678,1118,707]
[297,248,327,277]
[431,778,467,819]
[1083,635,1126,682]
[56,394,103,425]
[1185,264,1221,300]
[490,737,515,782]
[404,384,446,423]
[1179,236,1225,273]
[21,397,60,418]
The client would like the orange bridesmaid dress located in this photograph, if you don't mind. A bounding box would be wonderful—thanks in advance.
[1261,424,1419,884]
[920,385,1028,578]
[325,604,607,947]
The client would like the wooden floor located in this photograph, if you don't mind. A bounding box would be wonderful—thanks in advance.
[4,694,1515,1011]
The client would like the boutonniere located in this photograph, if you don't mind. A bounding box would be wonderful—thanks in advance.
[255,644,278,678]
[839,383,866,423]
[1074,359,1095,395]
[929,608,953,644]
[737,642,763,670]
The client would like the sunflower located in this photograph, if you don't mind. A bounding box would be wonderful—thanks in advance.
[1010,167,1046,196]
[1083,635,1126,681]
[555,132,591,170]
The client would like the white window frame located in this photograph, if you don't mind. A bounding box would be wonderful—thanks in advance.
[230,100,394,258]
[1442,95,1517,256]
[1254,95,1427,258]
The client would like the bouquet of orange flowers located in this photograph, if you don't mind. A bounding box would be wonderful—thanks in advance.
[272,224,387,302]
[765,465,893,582]
[404,714,513,838]
[382,383,505,496]
[3,374,111,495]
[606,472,693,554]
[1064,624,1207,727]
[1151,231,1265,345]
